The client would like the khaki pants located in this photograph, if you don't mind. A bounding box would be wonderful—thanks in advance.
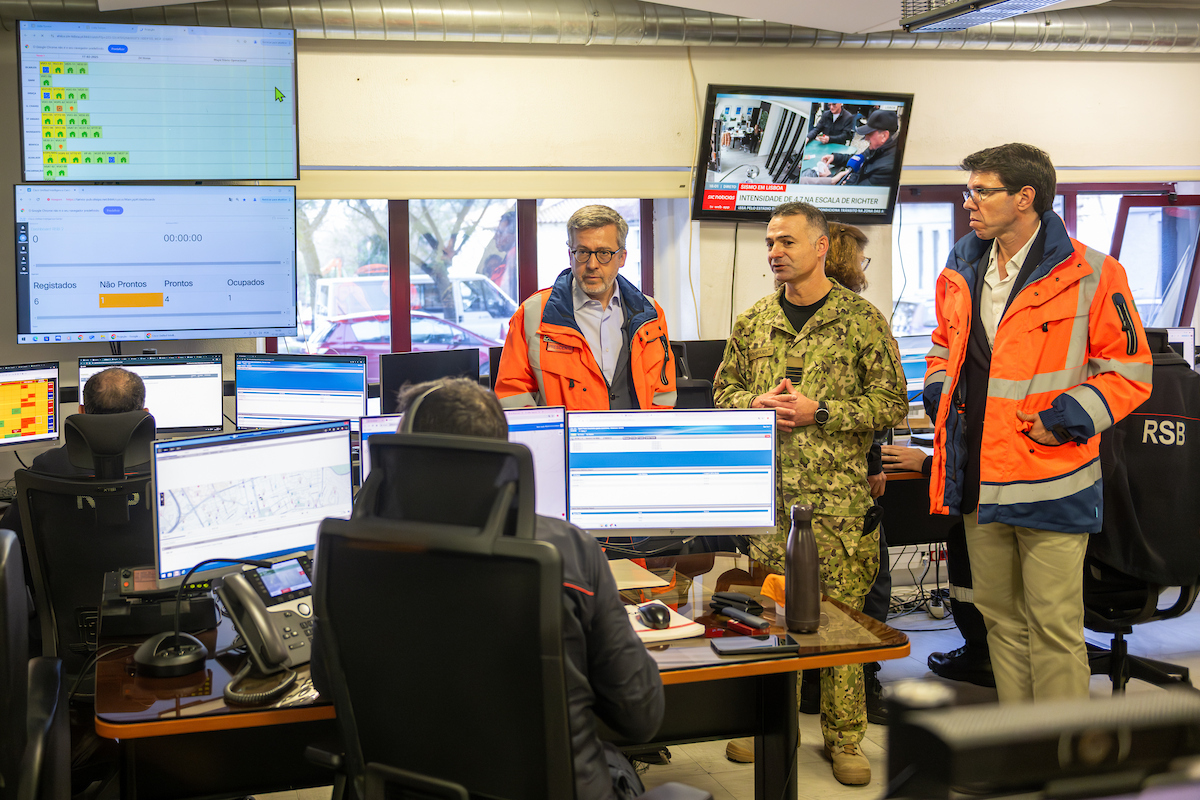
[965,510,1090,702]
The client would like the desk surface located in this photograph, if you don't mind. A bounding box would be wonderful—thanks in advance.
[95,552,908,739]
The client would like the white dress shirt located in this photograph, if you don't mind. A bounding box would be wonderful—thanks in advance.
[572,278,623,384]
[981,222,1040,347]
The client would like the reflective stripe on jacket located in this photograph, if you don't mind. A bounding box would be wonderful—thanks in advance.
[494,269,676,410]
[923,210,1153,533]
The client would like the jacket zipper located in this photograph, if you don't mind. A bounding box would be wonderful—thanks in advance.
[1111,293,1138,356]
[658,335,669,386]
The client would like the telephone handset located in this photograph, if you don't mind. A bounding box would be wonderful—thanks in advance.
[216,556,314,675]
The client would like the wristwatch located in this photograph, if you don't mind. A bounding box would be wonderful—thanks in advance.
[814,401,830,427]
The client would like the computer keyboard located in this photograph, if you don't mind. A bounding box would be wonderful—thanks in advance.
[0,484,16,503]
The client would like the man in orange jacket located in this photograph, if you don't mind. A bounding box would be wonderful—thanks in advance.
[494,205,676,411]
[925,143,1152,703]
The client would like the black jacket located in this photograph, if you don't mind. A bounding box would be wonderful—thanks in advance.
[1094,349,1200,586]
[806,109,856,145]
[830,136,898,187]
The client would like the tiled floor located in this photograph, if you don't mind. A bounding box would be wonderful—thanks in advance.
[262,598,1200,800]
[638,596,1200,799]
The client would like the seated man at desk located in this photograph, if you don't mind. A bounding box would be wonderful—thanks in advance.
[388,378,665,800]
[801,110,900,187]
[0,366,148,542]
[806,102,856,146]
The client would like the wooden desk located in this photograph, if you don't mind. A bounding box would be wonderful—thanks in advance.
[95,553,908,800]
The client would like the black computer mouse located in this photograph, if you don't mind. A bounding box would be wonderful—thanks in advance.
[636,603,671,630]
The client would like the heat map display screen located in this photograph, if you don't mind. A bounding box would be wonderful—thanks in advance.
[0,361,59,449]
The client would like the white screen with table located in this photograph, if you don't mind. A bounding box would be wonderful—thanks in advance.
[567,408,776,537]
[79,354,222,433]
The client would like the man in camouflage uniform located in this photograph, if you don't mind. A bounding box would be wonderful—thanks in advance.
[713,201,907,786]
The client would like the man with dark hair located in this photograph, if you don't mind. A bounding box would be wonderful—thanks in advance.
[925,142,1152,703]
[714,201,907,785]
[495,204,676,411]
[392,377,664,800]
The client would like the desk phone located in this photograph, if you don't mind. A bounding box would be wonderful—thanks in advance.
[216,556,314,675]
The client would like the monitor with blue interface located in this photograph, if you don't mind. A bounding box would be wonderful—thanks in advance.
[356,413,401,487]
[0,362,58,450]
[566,408,776,537]
[19,20,298,182]
[505,406,567,521]
[15,184,298,344]
[235,353,367,430]
[78,354,222,434]
[152,420,353,588]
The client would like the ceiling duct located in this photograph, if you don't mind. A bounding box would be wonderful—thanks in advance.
[2,0,1200,53]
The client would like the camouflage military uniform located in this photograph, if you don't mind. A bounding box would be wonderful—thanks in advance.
[714,283,907,748]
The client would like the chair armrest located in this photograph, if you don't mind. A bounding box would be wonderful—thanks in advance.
[304,744,344,772]
[640,782,713,800]
[18,657,68,800]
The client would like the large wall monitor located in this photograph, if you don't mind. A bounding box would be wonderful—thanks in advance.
[0,361,58,450]
[19,20,298,182]
[567,408,777,537]
[692,84,914,225]
[15,184,298,344]
[78,354,222,434]
[152,420,353,588]
[235,353,367,430]
[504,406,567,521]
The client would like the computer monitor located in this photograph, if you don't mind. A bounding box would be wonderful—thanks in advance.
[78,354,222,434]
[379,350,480,414]
[151,420,353,588]
[357,414,403,487]
[0,361,58,451]
[235,353,367,430]
[488,346,504,389]
[1166,327,1196,369]
[566,408,776,537]
[15,184,298,345]
[505,406,567,521]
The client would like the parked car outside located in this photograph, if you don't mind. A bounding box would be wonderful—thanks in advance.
[306,311,501,384]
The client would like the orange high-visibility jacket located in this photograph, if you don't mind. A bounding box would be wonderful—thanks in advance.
[924,212,1153,533]
[495,269,676,410]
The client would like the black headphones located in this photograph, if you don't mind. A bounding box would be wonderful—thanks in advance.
[399,383,445,434]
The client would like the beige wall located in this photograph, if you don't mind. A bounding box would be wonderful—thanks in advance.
[1,29,1198,469]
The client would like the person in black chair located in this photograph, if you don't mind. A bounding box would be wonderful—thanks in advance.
[0,367,150,595]
[360,377,665,800]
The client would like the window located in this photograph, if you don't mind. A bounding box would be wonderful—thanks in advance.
[291,199,390,383]
[536,199,643,292]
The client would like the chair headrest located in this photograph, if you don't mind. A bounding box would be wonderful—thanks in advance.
[64,411,156,479]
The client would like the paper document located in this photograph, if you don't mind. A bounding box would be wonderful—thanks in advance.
[608,559,669,591]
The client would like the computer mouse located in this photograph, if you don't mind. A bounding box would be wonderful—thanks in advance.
[636,603,671,630]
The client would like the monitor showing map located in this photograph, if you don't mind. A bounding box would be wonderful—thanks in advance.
[151,420,354,588]
[0,361,59,450]
[19,20,298,182]
[15,184,298,344]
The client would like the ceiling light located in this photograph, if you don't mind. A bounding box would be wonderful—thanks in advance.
[900,0,1064,32]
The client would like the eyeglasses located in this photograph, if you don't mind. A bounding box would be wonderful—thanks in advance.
[963,187,1009,204]
[569,248,623,265]
[861,257,871,270]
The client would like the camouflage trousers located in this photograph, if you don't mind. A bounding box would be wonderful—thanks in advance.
[755,512,879,748]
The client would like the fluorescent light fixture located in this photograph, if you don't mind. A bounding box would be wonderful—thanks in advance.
[901,0,1064,32]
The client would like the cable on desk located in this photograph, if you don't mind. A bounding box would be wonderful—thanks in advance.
[68,644,137,702]
[223,660,297,705]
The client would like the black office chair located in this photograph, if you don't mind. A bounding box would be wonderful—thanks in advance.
[1,529,69,800]
[14,411,156,679]
[1085,343,1200,692]
[678,339,728,385]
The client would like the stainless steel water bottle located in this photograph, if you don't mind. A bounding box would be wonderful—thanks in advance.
[785,503,820,633]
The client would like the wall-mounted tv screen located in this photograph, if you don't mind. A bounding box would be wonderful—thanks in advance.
[18,20,298,182]
[15,184,297,344]
[691,84,914,226]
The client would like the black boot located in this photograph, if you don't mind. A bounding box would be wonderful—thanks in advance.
[927,643,995,687]
[864,662,887,725]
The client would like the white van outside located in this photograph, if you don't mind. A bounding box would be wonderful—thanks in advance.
[312,274,517,341]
